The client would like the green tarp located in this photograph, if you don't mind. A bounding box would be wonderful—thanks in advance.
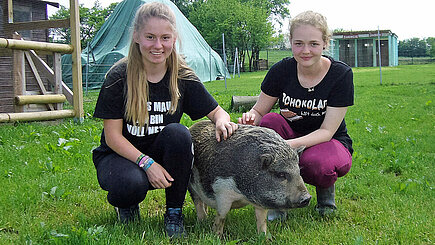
[61,0,230,89]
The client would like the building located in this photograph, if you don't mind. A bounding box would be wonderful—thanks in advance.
[330,30,398,67]
[0,0,59,113]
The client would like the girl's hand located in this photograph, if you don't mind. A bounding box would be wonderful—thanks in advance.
[238,112,256,125]
[215,120,238,142]
[145,162,174,189]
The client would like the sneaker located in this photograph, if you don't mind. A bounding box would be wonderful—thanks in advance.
[164,208,186,238]
[114,204,140,223]
[267,209,287,221]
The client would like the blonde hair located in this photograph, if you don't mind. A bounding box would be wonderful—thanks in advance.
[124,2,195,127]
[289,11,331,49]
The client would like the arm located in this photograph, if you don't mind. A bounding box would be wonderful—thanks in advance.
[103,119,173,189]
[286,106,348,148]
[238,91,278,125]
[207,105,238,142]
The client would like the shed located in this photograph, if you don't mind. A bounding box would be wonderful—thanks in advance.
[0,0,60,113]
[331,30,398,67]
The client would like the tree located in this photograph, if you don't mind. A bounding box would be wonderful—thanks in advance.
[427,37,435,58]
[170,0,204,18]
[49,1,118,49]
[269,33,287,50]
[189,0,287,71]
[398,38,428,58]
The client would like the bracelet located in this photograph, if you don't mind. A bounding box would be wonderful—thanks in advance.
[136,154,155,171]
[136,154,146,165]
[138,156,150,168]
[143,158,155,171]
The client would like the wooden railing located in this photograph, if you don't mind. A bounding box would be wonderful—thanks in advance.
[0,0,83,123]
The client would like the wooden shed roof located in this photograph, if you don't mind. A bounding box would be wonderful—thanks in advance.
[34,0,60,8]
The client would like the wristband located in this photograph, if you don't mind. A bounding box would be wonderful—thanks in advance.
[136,154,146,165]
[136,154,155,171]
[138,155,150,168]
[143,158,155,171]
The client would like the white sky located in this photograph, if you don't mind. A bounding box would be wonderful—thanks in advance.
[50,0,435,40]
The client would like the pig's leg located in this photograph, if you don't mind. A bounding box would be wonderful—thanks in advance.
[194,200,208,221]
[212,198,232,236]
[254,206,268,234]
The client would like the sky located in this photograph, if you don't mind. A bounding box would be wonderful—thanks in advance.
[49,0,435,41]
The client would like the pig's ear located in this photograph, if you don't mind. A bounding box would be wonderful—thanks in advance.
[294,146,305,157]
[260,153,274,168]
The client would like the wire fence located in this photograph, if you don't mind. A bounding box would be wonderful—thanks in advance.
[62,48,434,92]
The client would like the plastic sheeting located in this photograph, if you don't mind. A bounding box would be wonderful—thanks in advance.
[61,0,229,89]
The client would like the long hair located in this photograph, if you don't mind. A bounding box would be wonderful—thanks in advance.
[124,2,195,127]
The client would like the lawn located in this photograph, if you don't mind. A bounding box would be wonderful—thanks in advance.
[0,63,434,244]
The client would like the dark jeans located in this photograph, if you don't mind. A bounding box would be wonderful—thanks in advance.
[93,123,193,209]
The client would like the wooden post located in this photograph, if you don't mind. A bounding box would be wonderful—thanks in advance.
[7,0,13,23]
[0,110,75,123]
[13,49,25,113]
[0,38,73,53]
[70,0,84,123]
[24,51,55,111]
[230,96,259,111]
[53,53,63,110]
[28,50,73,105]
[15,94,67,105]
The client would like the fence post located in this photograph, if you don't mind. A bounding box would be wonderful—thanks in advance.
[378,26,382,85]
[209,46,212,82]
[222,33,227,89]
[70,0,84,123]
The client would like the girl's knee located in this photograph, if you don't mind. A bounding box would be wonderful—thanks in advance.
[161,123,191,143]
[299,141,351,188]
[300,162,338,188]
[259,113,283,128]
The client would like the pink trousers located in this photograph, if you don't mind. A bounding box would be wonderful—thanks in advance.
[259,113,352,188]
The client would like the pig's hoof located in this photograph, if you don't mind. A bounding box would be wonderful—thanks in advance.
[267,210,287,221]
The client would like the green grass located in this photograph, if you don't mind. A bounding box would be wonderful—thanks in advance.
[0,64,434,244]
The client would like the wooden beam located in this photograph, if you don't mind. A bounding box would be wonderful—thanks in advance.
[231,96,259,111]
[13,49,25,113]
[0,38,73,53]
[15,94,66,105]
[5,19,70,31]
[28,50,73,105]
[0,110,75,123]
[24,51,55,111]
[7,0,13,23]
[53,52,63,110]
[70,0,84,122]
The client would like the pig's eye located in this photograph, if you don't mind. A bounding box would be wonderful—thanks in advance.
[276,172,287,179]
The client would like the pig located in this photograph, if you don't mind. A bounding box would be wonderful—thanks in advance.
[188,120,311,236]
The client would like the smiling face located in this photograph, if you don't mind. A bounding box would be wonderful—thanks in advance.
[290,24,326,68]
[134,17,176,69]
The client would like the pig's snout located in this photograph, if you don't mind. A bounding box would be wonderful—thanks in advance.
[299,194,311,207]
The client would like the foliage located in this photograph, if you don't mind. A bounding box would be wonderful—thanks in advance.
[427,37,435,57]
[170,0,202,18]
[0,60,434,244]
[398,37,431,57]
[269,33,288,50]
[189,0,288,71]
[49,1,119,49]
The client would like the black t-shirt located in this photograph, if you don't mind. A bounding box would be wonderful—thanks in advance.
[261,56,354,154]
[93,62,218,153]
